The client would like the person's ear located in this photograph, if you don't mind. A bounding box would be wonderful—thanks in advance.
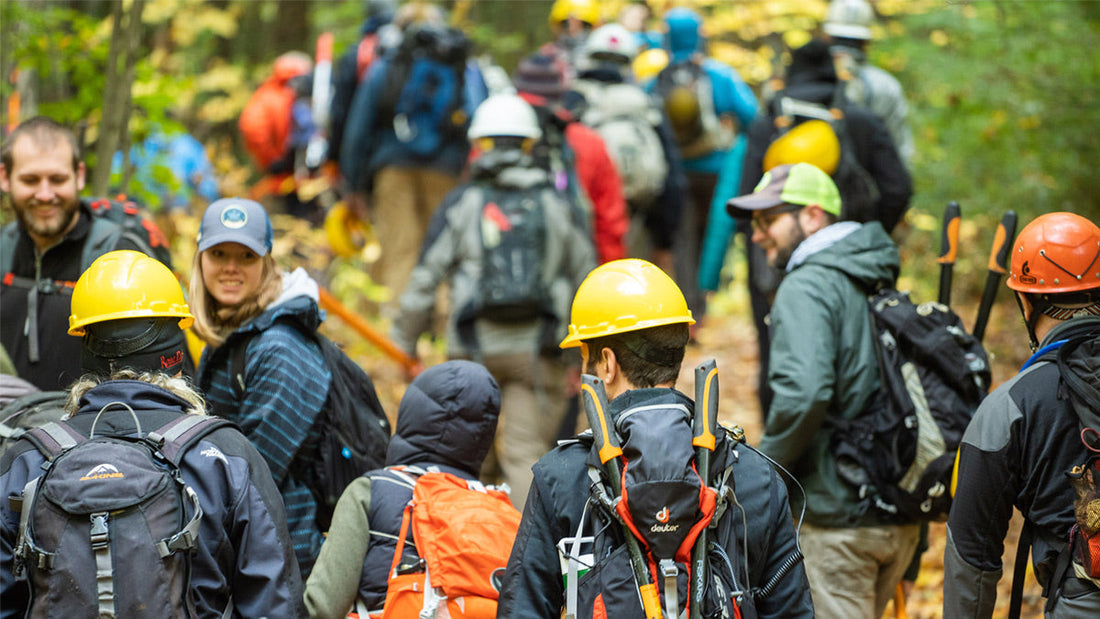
[600,346,619,385]
[75,161,86,192]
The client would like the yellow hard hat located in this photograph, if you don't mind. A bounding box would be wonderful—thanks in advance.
[632,48,669,83]
[549,0,599,32]
[325,202,368,258]
[560,259,694,349]
[69,250,193,336]
[763,120,841,175]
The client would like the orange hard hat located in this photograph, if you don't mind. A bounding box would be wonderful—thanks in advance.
[1007,212,1100,295]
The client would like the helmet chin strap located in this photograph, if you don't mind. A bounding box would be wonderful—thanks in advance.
[1013,292,1041,353]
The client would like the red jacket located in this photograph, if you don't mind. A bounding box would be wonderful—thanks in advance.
[564,122,627,263]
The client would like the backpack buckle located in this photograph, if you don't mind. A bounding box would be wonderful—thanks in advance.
[394,114,414,142]
[89,513,109,548]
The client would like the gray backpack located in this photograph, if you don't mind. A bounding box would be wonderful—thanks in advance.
[13,406,229,618]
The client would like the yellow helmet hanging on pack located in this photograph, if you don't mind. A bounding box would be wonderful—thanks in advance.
[763,120,842,176]
[69,250,193,336]
[632,48,669,84]
[560,259,694,349]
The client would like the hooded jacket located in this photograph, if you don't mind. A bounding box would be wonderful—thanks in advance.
[390,152,596,360]
[945,317,1100,617]
[760,221,900,527]
[197,268,331,576]
[0,379,304,618]
[497,387,814,618]
[303,360,500,618]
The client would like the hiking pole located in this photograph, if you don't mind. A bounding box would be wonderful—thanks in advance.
[580,374,663,619]
[937,201,961,306]
[972,211,1018,343]
[690,360,719,619]
[316,286,424,376]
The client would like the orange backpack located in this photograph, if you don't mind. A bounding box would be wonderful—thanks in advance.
[382,471,521,619]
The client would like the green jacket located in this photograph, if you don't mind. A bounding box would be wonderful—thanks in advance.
[759,221,899,527]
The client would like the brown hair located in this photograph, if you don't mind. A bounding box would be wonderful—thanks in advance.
[188,250,282,348]
[1,116,82,173]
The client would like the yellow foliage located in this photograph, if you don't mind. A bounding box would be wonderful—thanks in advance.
[930,30,949,47]
[143,0,180,25]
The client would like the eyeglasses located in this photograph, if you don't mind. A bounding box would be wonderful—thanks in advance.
[750,204,805,233]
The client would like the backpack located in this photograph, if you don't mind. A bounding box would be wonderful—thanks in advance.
[767,92,881,225]
[382,469,521,619]
[455,184,556,335]
[377,24,470,157]
[228,321,391,528]
[0,196,173,282]
[0,390,68,462]
[653,60,734,160]
[830,287,991,522]
[12,409,231,617]
[574,81,668,207]
[529,106,594,233]
[565,396,752,618]
[1060,335,1100,581]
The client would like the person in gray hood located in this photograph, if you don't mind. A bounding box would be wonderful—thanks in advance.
[303,360,502,618]
[728,162,918,618]
[945,212,1100,617]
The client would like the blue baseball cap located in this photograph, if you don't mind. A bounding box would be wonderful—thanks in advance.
[197,198,273,256]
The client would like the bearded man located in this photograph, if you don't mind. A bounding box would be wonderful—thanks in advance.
[0,116,165,389]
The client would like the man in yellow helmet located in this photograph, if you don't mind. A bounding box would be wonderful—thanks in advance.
[0,250,303,616]
[497,258,813,618]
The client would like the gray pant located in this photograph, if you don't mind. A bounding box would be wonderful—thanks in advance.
[800,521,921,619]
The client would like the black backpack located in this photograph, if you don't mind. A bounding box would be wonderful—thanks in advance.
[830,288,991,522]
[228,322,391,527]
[13,409,230,617]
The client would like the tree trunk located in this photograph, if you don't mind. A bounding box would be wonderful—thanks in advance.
[271,1,311,56]
[90,0,145,197]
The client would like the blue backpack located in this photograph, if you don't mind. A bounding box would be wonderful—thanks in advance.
[379,24,470,157]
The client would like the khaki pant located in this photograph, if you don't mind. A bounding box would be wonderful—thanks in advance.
[479,353,569,510]
[370,166,460,304]
[800,521,921,619]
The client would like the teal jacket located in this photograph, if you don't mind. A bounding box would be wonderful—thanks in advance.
[759,222,899,527]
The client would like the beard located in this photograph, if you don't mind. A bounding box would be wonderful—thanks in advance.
[16,195,80,240]
[769,219,808,271]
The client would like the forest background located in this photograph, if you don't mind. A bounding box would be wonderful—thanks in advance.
[1,1,1098,616]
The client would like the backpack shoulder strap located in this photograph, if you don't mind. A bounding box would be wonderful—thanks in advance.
[0,222,20,276]
[81,215,124,272]
[23,420,86,460]
[1056,335,1100,429]
[148,414,236,466]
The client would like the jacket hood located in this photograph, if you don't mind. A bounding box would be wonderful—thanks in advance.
[241,287,323,337]
[798,221,899,289]
[470,151,551,189]
[1053,318,1100,437]
[665,8,702,62]
[385,360,501,476]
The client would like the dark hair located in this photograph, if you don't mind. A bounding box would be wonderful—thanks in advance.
[0,116,82,173]
[585,323,690,387]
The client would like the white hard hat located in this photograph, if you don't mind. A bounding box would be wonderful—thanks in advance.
[823,0,874,41]
[584,23,639,63]
[468,93,542,140]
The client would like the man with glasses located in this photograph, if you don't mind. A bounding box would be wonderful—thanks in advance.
[727,162,918,619]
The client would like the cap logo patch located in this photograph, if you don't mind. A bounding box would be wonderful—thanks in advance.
[220,206,248,229]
